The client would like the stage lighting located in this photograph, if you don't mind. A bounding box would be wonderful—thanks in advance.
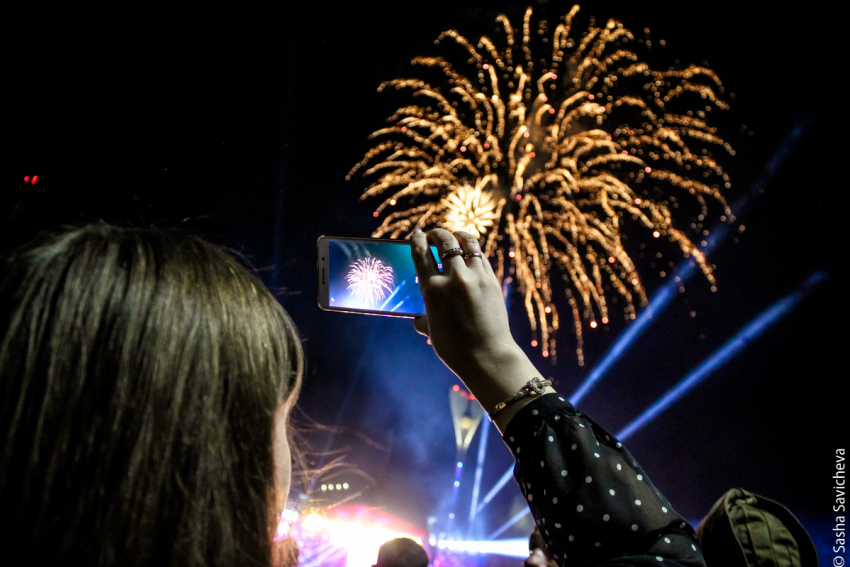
[476,467,514,515]
[617,270,826,441]
[569,118,813,406]
[449,386,484,453]
[289,508,426,567]
[438,537,529,558]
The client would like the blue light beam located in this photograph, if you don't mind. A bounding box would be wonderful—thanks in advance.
[569,114,815,407]
[475,466,515,515]
[616,270,827,442]
[468,420,492,530]
[570,269,684,405]
[439,538,529,558]
[300,544,347,567]
[487,507,531,540]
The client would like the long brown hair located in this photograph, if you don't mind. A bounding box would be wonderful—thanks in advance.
[0,224,303,566]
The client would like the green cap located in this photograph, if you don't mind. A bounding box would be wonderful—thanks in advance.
[696,488,818,567]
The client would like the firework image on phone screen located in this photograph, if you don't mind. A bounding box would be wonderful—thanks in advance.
[319,237,442,317]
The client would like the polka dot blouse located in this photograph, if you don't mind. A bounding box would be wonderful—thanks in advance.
[503,394,705,567]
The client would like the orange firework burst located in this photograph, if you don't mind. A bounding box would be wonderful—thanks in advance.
[349,5,733,364]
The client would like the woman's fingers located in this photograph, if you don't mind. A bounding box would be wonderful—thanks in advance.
[413,228,494,281]
[452,230,492,274]
[410,232,434,339]
[410,231,439,280]
[426,228,465,271]
[453,230,479,255]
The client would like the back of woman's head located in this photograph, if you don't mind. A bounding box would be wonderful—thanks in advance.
[0,224,303,567]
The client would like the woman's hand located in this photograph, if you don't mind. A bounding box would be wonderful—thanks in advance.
[410,228,551,430]
[409,228,514,377]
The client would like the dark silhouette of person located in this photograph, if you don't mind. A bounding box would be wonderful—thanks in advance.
[374,537,429,567]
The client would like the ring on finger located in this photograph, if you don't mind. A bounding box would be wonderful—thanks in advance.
[463,252,482,260]
[440,247,464,261]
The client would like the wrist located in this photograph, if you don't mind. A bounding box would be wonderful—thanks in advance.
[454,342,545,421]
[491,384,556,433]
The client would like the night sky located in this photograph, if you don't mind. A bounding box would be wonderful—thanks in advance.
[6,2,843,562]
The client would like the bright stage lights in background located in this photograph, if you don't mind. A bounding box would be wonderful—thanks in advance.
[351,4,733,362]
[279,506,427,567]
[23,175,39,184]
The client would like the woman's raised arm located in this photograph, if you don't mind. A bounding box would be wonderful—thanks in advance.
[410,228,705,567]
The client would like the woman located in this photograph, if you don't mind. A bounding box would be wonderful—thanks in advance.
[0,225,302,566]
[0,224,704,566]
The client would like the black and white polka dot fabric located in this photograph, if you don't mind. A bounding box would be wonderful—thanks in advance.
[503,394,705,567]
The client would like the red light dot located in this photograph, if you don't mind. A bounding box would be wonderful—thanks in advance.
[460,146,466,152]
[373,212,379,217]
[401,126,407,131]
[483,64,489,69]
[602,317,609,324]
[635,198,642,204]
[469,394,475,400]
[622,151,628,155]
[516,194,522,200]
[588,94,594,100]
[530,152,536,157]
[548,108,555,114]
[645,167,652,173]
[608,257,615,263]
[552,75,557,79]
[452,384,460,391]
[590,321,598,328]
[631,278,638,285]
[32,175,38,183]
[542,351,549,357]
[531,340,538,347]
[24,176,30,182]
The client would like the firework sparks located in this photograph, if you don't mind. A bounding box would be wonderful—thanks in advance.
[349,5,733,364]
[442,181,499,238]
[346,257,396,305]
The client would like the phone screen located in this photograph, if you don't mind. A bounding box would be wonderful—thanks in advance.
[319,237,442,317]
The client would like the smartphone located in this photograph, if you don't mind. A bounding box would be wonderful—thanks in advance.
[317,236,442,317]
